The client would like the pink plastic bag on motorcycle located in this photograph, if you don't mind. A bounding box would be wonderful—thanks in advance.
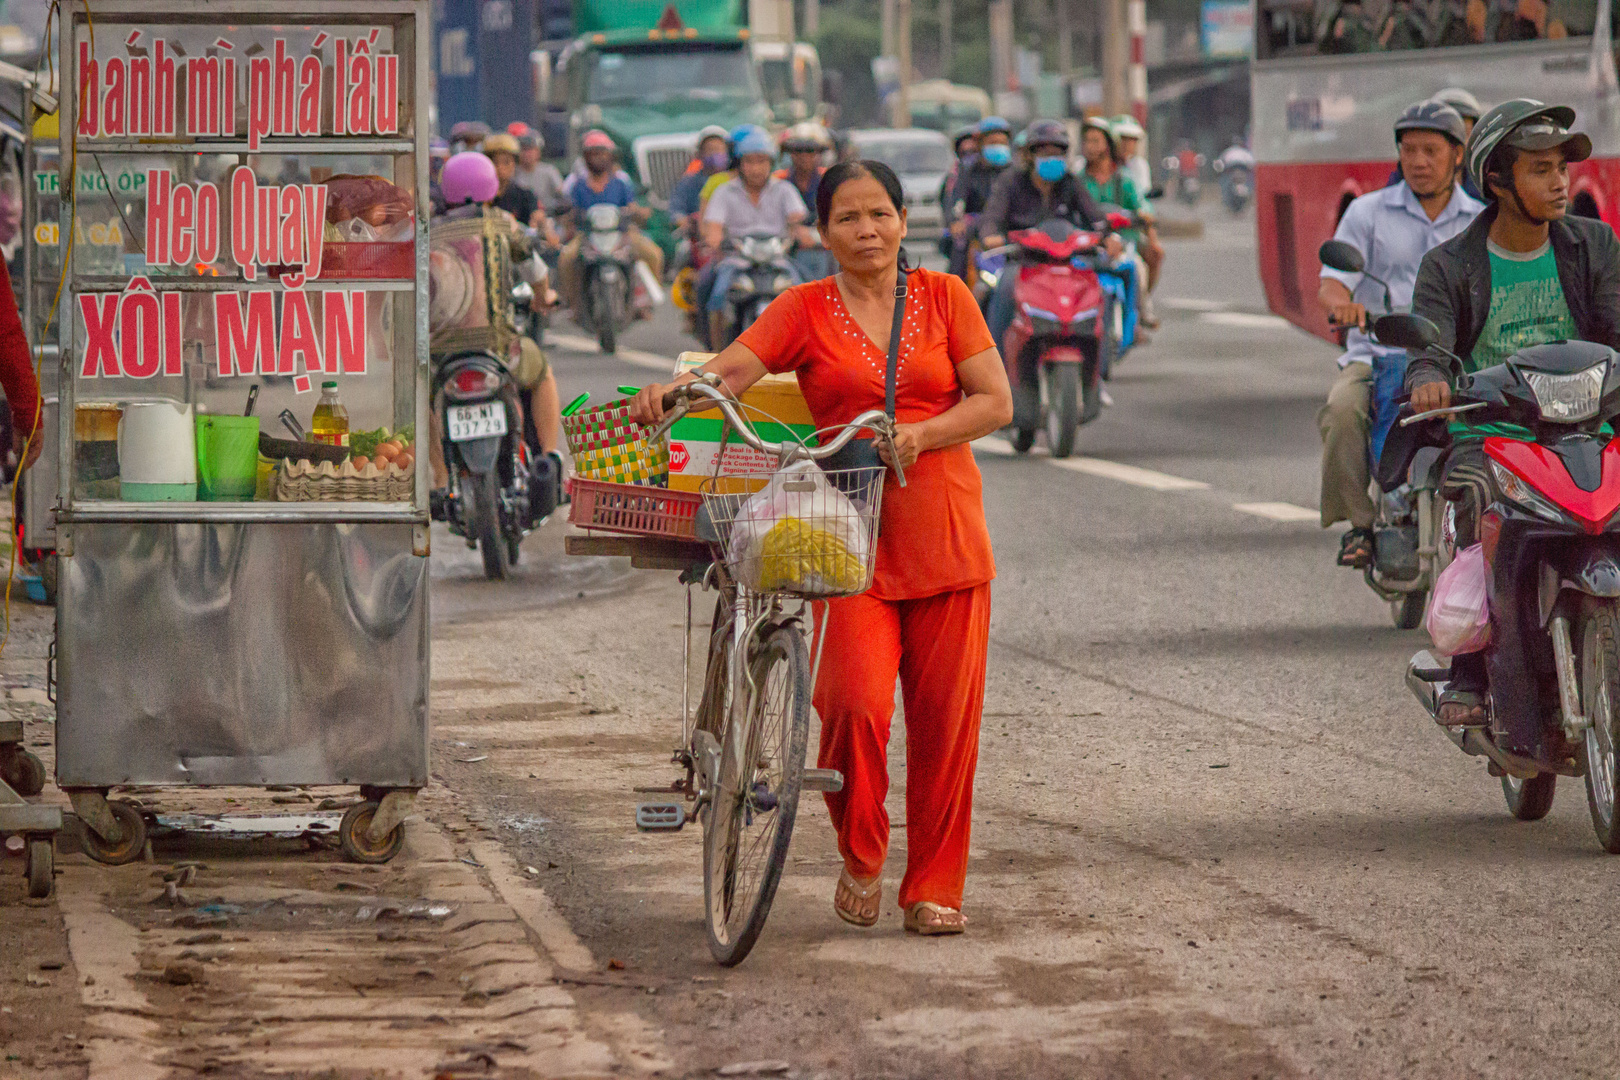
[1425,543,1492,656]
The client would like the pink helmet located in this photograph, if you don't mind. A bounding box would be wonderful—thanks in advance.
[581,129,615,151]
[441,151,498,206]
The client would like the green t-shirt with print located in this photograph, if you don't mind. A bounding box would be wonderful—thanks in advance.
[1081,169,1145,242]
[1453,239,1579,441]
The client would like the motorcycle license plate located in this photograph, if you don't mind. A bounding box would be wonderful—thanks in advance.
[447,402,508,442]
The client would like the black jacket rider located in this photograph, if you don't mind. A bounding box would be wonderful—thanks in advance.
[980,168,1111,241]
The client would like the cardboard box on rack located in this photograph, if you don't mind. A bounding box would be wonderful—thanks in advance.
[666,352,818,493]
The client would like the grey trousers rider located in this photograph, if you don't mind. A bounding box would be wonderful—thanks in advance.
[1318,360,1374,530]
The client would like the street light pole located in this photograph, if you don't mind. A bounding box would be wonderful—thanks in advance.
[939,0,952,78]
[1102,0,1125,116]
[988,0,1013,101]
[896,0,913,127]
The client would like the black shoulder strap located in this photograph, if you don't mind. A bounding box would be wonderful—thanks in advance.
[886,268,908,419]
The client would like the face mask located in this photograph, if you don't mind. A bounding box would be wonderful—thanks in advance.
[1035,156,1068,182]
[982,144,1011,167]
[703,152,728,171]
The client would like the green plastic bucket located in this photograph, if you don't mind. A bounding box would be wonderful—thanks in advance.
[195,415,261,501]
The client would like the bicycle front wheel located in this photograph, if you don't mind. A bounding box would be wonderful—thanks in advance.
[703,623,810,966]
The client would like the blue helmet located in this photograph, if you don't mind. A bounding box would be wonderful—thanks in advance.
[734,129,777,158]
[978,115,1011,135]
[729,124,760,147]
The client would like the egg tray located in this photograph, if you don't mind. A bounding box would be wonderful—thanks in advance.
[274,457,415,502]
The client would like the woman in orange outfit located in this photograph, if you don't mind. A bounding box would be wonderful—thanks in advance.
[632,160,1013,935]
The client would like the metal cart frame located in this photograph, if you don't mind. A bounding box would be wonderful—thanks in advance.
[53,0,432,864]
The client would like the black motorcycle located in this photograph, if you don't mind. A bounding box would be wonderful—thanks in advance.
[432,281,558,580]
[716,231,799,348]
[578,203,636,354]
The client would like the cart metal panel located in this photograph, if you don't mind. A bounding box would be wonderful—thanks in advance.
[56,521,428,787]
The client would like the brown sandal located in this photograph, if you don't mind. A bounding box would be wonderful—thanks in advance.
[834,869,881,928]
[903,901,966,936]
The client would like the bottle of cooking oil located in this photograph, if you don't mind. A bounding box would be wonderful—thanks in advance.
[311,381,349,446]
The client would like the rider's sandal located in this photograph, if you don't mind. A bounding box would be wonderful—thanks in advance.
[1338,527,1375,568]
[1437,688,1489,727]
[834,869,881,928]
[903,901,967,936]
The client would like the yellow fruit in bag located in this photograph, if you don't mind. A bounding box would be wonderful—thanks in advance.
[756,517,865,593]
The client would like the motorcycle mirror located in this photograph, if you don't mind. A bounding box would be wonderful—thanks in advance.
[1318,239,1365,275]
[1145,186,1165,200]
[1372,313,1442,350]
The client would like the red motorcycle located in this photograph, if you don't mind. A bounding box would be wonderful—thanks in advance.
[1378,313,1620,850]
[994,218,1115,457]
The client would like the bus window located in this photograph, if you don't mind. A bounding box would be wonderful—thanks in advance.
[1257,0,1595,57]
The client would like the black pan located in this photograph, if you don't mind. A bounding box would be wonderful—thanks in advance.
[258,433,348,465]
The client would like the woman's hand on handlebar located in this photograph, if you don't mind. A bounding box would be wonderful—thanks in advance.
[878,422,925,471]
[1410,379,1451,413]
[629,382,678,426]
[1326,301,1367,330]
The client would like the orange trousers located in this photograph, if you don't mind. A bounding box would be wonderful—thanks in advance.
[811,582,991,911]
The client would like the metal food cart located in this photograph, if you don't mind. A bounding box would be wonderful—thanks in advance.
[53,0,431,864]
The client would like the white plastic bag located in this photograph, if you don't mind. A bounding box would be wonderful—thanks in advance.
[1425,543,1492,656]
[726,460,871,594]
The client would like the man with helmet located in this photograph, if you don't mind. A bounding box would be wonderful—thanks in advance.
[940,124,980,260]
[1079,115,1163,329]
[979,119,1123,349]
[695,126,813,346]
[481,132,546,234]
[776,123,833,281]
[1404,100,1618,727]
[557,130,662,321]
[669,125,732,240]
[430,152,563,513]
[946,116,1014,279]
[508,122,567,218]
[1317,99,1480,570]
[1111,115,1155,208]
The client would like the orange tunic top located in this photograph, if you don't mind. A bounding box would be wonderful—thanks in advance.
[736,267,997,600]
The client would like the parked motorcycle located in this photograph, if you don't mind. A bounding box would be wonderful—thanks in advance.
[432,277,558,580]
[577,203,642,355]
[1378,312,1620,849]
[714,231,799,348]
[1320,239,1430,628]
[987,218,1117,458]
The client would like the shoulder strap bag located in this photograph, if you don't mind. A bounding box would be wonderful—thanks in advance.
[821,267,907,475]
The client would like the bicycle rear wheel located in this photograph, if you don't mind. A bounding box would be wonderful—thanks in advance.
[703,622,810,966]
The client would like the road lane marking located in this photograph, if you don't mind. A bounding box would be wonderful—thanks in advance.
[1049,457,1210,491]
[548,332,673,374]
[1232,501,1319,522]
[1160,296,1230,312]
[972,436,1017,455]
[1199,311,1291,331]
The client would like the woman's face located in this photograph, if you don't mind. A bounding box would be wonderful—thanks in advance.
[819,175,907,275]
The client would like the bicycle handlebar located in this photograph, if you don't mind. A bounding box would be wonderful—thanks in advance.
[648,375,907,487]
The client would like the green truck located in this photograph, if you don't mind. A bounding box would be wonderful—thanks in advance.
[541,0,819,206]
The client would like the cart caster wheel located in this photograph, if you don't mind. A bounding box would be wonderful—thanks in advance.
[340,801,404,864]
[26,838,53,898]
[5,750,47,797]
[79,800,147,865]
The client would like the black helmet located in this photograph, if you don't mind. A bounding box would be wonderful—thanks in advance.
[1466,98,1592,199]
[1025,118,1071,153]
[952,124,978,152]
[1394,99,1467,146]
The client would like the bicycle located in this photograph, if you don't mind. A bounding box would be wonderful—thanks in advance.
[639,373,904,966]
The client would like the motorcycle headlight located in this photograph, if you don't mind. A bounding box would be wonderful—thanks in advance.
[729,274,756,297]
[1490,460,1567,524]
[590,231,619,253]
[1525,365,1604,422]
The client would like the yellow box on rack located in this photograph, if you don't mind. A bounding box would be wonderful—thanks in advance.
[666,352,818,493]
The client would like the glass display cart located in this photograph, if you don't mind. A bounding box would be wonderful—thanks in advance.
[53,0,431,864]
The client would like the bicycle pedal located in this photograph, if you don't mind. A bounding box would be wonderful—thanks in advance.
[636,802,686,831]
[801,769,844,793]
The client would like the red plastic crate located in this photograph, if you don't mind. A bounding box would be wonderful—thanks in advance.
[568,478,703,539]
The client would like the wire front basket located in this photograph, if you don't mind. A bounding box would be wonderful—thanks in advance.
[699,465,887,599]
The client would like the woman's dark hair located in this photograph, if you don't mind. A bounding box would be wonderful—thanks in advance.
[815,159,905,229]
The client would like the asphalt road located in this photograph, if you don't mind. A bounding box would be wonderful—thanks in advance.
[424,206,1620,1080]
